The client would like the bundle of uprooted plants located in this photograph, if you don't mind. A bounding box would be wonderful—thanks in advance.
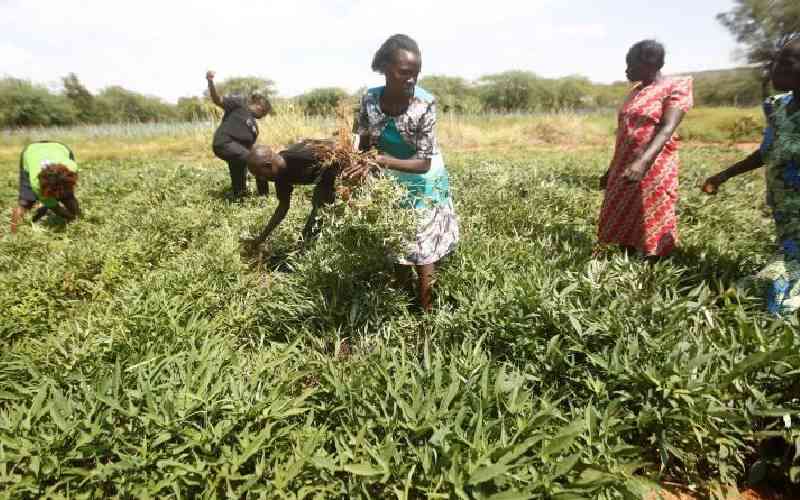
[287,172,417,322]
[290,102,417,296]
[305,99,378,178]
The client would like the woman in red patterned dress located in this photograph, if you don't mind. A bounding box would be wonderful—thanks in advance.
[598,40,694,257]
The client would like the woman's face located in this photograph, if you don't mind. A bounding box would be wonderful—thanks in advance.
[771,42,800,92]
[625,50,658,83]
[385,49,421,97]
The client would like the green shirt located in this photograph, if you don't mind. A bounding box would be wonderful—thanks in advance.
[22,142,78,208]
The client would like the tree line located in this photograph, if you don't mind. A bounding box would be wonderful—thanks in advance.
[1,1,796,128]
[0,69,772,128]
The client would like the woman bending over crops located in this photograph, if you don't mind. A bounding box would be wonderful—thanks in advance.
[247,141,340,243]
[702,35,800,315]
[207,70,272,200]
[348,34,459,312]
[597,40,693,257]
[10,141,80,234]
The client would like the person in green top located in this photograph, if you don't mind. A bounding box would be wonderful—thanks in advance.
[10,141,81,233]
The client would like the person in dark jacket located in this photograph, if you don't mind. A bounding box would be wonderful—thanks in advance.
[207,70,272,200]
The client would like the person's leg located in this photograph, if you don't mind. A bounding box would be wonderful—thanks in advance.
[302,169,337,240]
[10,201,34,233]
[393,263,414,290]
[414,263,435,312]
[256,177,270,197]
[227,160,247,199]
[12,166,37,233]
[217,142,251,199]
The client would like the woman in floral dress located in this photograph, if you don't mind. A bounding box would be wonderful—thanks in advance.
[349,34,459,312]
[598,40,694,257]
[703,36,800,315]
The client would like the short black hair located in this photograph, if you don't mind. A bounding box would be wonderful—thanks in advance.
[629,39,665,70]
[371,34,421,73]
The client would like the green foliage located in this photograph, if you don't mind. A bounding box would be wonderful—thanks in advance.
[476,72,606,113]
[478,71,542,112]
[1,144,799,496]
[62,73,98,124]
[296,87,350,116]
[693,68,767,107]
[418,75,483,114]
[0,76,184,127]
[176,96,213,122]
[717,0,800,67]
[0,78,78,127]
[206,76,277,99]
[93,86,178,123]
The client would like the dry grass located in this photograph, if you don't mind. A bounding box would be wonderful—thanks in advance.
[0,106,761,164]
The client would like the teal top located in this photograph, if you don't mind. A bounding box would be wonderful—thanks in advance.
[377,118,450,209]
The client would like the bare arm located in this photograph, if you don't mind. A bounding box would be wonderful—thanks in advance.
[377,154,431,174]
[255,183,292,243]
[642,107,685,166]
[206,71,224,109]
[622,107,686,182]
[702,149,764,194]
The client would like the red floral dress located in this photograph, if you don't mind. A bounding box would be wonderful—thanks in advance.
[598,77,693,256]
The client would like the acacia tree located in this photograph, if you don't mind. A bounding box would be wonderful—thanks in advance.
[296,87,349,116]
[203,76,277,99]
[717,0,800,96]
[478,71,540,113]
[62,73,97,123]
[418,75,481,113]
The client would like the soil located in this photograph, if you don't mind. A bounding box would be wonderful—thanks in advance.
[646,485,796,499]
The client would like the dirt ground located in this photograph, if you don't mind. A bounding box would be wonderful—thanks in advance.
[646,485,796,499]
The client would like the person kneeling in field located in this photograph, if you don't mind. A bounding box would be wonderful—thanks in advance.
[10,141,80,234]
[246,141,345,243]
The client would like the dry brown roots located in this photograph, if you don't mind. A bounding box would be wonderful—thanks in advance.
[306,99,378,181]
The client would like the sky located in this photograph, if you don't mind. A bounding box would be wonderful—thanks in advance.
[0,0,744,103]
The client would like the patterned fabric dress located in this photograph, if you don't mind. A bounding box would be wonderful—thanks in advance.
[598,77,694,256]
[743,92,800,315]
[355,86,459,266]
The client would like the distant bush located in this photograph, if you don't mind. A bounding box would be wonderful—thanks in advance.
[418,75,483,114]
[297,87,349,116]
[692,68,765,107]
[92,86,178,123]
[176,96,214,122]
[204,76,277,100]
[0,67,771,129]
[0,78,79,127]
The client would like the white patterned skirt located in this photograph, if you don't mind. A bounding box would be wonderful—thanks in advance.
[396,199,460,266]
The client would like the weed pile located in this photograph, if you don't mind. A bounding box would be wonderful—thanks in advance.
[0,146,798,497]
[305,99,377,176]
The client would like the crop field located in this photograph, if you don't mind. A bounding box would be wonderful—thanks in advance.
[0,111,798,498]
